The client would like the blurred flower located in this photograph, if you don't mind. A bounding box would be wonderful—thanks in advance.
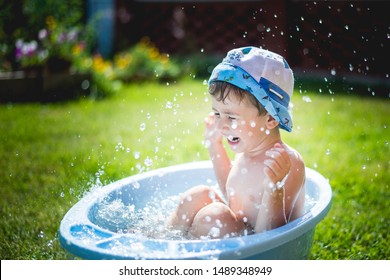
[15,39,48,67]
[92,54,113,78]
[38,29,48,40]
[112,38,180,82]
[14,20,88,70]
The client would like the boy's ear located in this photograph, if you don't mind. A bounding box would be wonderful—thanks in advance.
[265,114,279,130]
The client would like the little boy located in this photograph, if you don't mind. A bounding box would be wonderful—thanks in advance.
[169,47,305,239]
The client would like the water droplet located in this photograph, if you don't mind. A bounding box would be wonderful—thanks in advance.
[47,240,53,248]
[38,231,45,238]
[302,96,312,103]
[132,182,140,189]
[144,157,153,167]
[139,123,146,131]
[331,68,336,76]
[60,192,65,198]
[345,25,349,30]
[326,149,331,155]
[166,101,173,109]
[250,121,256,128]
[362,165,366,170]
[134,151,140,159]
[231,120,238,129]
[200,48,204,53]
[146,113,151,119]
[265,129,270,135]
[209,227,220,238]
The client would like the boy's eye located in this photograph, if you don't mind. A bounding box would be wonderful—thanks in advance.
[228,116,236,120]
[214,112,220,118]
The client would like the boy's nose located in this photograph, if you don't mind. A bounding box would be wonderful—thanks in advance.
[216,118,229,132]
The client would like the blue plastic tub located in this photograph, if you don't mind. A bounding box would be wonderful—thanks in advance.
[59,161,332,259]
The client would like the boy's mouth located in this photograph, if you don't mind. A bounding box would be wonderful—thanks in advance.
[227,135,240,144]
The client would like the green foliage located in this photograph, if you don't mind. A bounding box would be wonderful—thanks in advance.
[0,0,84,70]
[113,38,181,82]
[23,0,83,32]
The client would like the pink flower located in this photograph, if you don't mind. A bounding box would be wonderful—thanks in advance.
[38,29,48,40]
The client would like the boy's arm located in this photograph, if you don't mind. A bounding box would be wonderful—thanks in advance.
[255,143,305,232]
[204,114,231,196]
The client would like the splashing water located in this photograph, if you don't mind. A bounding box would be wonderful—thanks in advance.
[91,183,318,242]
[93,194,185,240]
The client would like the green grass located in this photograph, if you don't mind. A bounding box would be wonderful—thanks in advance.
[0,79,389,259]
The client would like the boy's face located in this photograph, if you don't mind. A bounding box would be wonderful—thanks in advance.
[211,92,272,154]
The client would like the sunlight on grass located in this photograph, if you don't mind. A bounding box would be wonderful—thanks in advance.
[0,79,389,259]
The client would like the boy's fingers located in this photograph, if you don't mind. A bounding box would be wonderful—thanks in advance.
[264,159,285,181]
[266,146,290,167]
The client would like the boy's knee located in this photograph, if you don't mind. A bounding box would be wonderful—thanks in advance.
[180,185,220,205]
[190,202,241,239]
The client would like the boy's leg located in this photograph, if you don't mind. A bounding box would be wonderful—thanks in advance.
[189,202,246,239]
[168,185,224,232]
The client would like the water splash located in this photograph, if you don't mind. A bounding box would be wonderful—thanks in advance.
[93,194,184,240]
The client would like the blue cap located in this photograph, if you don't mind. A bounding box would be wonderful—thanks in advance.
[209,46,294,132]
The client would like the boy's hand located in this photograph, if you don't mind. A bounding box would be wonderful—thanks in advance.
[264,143,291,185]
[204,112,222,148]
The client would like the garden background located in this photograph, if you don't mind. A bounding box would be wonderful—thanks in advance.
[0,0,389,259]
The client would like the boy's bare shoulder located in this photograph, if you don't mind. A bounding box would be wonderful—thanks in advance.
[284,144,304,166]
[283,144,305,185]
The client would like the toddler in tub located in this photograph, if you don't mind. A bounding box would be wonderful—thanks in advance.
[169,47,305,239]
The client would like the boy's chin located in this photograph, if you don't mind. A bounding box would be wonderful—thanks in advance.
[227,140,242,152]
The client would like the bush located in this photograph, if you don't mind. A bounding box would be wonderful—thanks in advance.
[112,38,181,82]
[0,0,85,71]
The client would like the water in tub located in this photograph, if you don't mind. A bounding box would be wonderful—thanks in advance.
[92,183,317,241]
[93,191,185,240]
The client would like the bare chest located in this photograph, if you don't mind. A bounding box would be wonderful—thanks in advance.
[226,161,266,226]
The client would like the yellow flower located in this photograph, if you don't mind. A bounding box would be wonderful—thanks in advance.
[115,53,132,69]
[160,53,170,65]
[72,43,84,56]
[139,37,151,48]
[46,16,57,31]
[149,47,159,60]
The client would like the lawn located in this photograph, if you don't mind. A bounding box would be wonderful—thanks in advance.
[0,79,389,259]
